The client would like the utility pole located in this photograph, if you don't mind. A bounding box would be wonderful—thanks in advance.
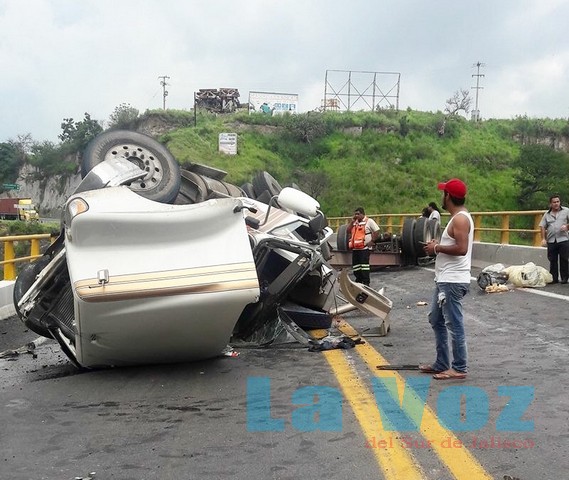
[158,75,170,110]
[471,62,485,121]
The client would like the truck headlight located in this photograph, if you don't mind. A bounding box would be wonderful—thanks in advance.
[69,198,89,217]
[65,198,89,226]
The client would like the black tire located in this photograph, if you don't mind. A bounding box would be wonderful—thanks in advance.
[241,182,256,198]
[187,163,227,180]
[13,256,53,338]
[201,176,230,198]
[81,130,181,204]
[336,224,350,252]
[256,190,273,204]
[414,217,432,255]
[401,218,416,265]
[428,218,442,242]
[223,182,246,198]
[174,171,202,205]
[253,171,282,197]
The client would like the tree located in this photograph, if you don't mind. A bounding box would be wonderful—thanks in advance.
[0,142,20,186]
[296,170,330,200]
[59,113,103,151]
[444,89,472,116]
[514,144,569,209]
[283,113,327,144]
[108,103,140,129]
[28,141,77,176]
[10,133,34,164]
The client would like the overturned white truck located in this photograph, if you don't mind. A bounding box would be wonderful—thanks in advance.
[14,130,393,368]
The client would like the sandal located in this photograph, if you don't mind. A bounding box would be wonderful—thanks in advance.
[418,364,442,374]
[432,370,467,380]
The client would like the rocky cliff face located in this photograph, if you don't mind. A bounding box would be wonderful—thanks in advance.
[8,163,82,218]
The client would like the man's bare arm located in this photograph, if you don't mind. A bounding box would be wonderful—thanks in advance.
[440,215,470,256]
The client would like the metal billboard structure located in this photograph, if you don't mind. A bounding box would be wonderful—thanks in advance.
[323,69,401,112]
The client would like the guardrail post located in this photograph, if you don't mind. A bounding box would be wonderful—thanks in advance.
[500,214,510,244]
[31,238,41,258]
[473,215,482,242]
[3,240,16,280]
[533,214,542,247]
[386,216,393,233]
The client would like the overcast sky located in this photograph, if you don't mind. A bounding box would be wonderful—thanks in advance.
[1,0,568,143]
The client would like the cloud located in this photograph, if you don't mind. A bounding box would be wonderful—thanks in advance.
[1,0,568,142]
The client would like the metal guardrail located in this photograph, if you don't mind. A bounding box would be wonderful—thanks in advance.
[0,210,548,281]
[328,210,547,247]
[1,234,54,280]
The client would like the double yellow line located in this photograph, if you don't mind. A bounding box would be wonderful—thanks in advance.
[318,322,493,480]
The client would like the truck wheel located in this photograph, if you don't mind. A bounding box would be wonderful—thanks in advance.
[253,171,282,197]
[401,218,416,265]
[241,183,256,198]
[174,170,207,204]
[223,182,246,198]
[81,130,181,204]
[13,256,53,338]
[414,217,432,254]
[428,218,442,242]
[336,224,350,252]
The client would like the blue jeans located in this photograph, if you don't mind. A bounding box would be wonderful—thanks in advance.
[428,282,470,373]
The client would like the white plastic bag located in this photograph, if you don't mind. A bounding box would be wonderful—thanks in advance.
[482,263,506,274]
[504,262,553,288]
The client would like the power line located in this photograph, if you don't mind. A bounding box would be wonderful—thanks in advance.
[158,75,170,110]
[471,62,485,121]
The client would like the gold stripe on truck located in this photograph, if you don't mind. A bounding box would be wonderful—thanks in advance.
[74,262,259,303]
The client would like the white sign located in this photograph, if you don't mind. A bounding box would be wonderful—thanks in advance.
[249,91,298,115]
[219,133,237,155]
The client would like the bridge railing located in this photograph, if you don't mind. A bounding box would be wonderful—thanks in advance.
[328,210,546,247]
[1,234,55,280]
[1,210,548,280]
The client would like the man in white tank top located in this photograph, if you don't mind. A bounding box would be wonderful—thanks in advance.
[421,178,474,380]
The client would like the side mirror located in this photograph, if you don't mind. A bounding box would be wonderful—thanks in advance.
[277,187,320,217]
[308,212,328,235]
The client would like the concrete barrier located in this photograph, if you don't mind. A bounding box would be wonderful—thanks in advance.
[0,280,16,320]
[472,242,548,270]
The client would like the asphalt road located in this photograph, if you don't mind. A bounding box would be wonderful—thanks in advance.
[0,266,567,480]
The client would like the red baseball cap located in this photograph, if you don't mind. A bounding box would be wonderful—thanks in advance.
[438,178,467,199]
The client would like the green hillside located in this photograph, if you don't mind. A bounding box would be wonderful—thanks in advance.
[160,109,569,217]
[2,107,568,219]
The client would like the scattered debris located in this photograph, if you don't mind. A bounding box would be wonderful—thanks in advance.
[376,364,420,370]
[308,335,364,352]
[0,342,37,360]
[221,346,240,357]
[416,301,428,306]
[485,284,510,293]
[74,473,96,480]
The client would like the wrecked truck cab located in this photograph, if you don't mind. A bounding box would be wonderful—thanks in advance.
[14,130,393,368]
[14,158,339,368]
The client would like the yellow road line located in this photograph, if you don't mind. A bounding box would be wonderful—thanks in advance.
[320,345,426,480]
[339,322,493,480]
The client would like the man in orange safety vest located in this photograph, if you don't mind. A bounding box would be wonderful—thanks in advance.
[346,207,380,286]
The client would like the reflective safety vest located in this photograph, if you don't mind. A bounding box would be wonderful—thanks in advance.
[349,217,368,250]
